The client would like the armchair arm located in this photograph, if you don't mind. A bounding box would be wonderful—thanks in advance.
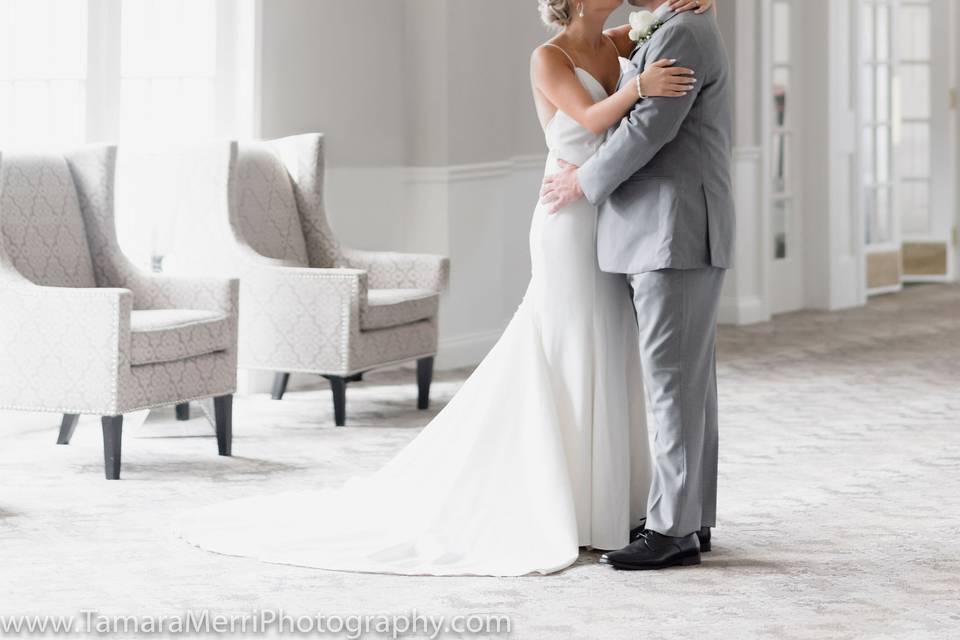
[237,265,367,374]
[340,248,449,293]
[123,271,239,316]
[0,274,133,415]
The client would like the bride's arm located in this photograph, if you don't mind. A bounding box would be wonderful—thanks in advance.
[531,46,694,136]
[605,0,717,58]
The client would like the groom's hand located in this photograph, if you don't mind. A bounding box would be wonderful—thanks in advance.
[540,160,584,214]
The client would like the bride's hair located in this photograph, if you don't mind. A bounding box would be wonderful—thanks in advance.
[539,0,573,28]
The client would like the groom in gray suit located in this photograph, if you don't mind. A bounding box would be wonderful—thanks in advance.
[541,0,734,570]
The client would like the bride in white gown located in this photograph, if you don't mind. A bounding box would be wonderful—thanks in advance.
[179,0,706,577]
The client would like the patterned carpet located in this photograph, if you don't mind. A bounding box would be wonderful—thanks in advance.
[1,284,959,639]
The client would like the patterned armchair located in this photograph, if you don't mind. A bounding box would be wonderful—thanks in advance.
[228,134,449,425]
[0,146,238,479]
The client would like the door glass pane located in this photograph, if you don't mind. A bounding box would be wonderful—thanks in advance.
[901,64,930,119]
[876,187,892,243]
[901,122,930,179]
[898,5,931,60]
[120,0,218,143]
[773,67,790,128]
[122,0,217,77]
[900,181,931,236]
[773,2,790,65]
[875,64,890,122]
[773,200,789,260]
[772,133,789,193]
[861,4,874,60]
[865,187,893,245]
[864,188,877,243]
[876,4,890,61]
[0,0,88,146]
[875,126,890,183]
[861,126,875,182]
[10,0,87,78]
[860,65,875,122]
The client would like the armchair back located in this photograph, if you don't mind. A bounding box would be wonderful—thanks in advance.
[229,134,342,269]
[232,144,310,267]
[0,153,97,288]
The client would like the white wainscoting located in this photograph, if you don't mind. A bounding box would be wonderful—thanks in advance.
[325,155,548,372]
[247,148,766,394]
[239,156,546,393]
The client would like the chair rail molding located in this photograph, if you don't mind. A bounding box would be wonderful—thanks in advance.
[326,145,771,379]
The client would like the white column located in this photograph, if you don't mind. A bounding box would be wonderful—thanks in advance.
[950,0,960,279]
[717,0,772,325]
[798,0,864,310]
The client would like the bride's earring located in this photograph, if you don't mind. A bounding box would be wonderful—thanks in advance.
[578,3,585,18]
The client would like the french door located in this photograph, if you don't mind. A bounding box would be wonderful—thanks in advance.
[766,0,804,313]
[859,0,901,295]
[859,0,956,294]
[897,0,955,283]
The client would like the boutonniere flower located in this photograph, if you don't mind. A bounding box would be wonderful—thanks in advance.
[628,10,662,46]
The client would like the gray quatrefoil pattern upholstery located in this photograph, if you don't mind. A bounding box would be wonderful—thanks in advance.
[0,145,239,417]
[226,133,450,377]
[233,147,310,267]
[130,309,233,366]
[0,153,98,288]
[361,289,439,331]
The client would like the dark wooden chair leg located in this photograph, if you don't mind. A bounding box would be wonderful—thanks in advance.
[175,403,190,421]
[271,372,290,400]
[57,414,80,445]
[213,394,233,456]
[325,376,348,426]
[101,416,123,480]
[417,357,434,410]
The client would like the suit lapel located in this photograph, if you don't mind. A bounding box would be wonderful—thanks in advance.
[629,9,681,64]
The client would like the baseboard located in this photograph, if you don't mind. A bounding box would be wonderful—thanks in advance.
[719,294,769,326]
[435,329,501,370]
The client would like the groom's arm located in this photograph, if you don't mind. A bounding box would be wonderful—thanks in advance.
[579,24,704,206]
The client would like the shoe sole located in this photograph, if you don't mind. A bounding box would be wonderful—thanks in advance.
[606,551,702,571]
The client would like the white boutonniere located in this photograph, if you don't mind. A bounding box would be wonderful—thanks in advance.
[628,10,662,46]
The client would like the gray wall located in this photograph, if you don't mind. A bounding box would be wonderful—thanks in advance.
[258,0,633,168]
[258,0,408,166]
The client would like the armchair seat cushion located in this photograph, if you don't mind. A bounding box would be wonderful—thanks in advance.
[130,309,232,366]
[361,289,439,331]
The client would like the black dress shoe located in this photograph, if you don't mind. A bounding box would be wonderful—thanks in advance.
[600,531,701,570]
[630,522,712,552]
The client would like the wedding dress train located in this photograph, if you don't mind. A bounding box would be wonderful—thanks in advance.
[179,66,650,576]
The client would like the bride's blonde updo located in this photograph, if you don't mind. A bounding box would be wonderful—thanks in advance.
[539,0,573,28]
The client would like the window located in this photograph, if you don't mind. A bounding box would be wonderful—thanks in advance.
[860,0,896,249]
[0,0,253,147]
[0,0,89,147]
[0,0,255,267]
[897,0,932,237]
[858,0,952,288]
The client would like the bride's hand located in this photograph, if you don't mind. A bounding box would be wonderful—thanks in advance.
[669,0,715,14]
[639,59,696,98]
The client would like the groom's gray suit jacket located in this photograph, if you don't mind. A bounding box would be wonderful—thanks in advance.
[578,9,734,275]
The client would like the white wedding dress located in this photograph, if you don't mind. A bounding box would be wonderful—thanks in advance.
[179,66,650,577]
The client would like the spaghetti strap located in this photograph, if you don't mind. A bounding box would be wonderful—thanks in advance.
[603,34,621,58]
[543,43,577,69]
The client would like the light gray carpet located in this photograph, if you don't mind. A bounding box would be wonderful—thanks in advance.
[2,284,959,639]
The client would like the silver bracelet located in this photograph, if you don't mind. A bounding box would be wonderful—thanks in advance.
[636,74,646,100]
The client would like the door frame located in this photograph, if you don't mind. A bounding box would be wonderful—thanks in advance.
[763,0,805,314]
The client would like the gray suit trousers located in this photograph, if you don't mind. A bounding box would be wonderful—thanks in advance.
[628,267,725,537]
